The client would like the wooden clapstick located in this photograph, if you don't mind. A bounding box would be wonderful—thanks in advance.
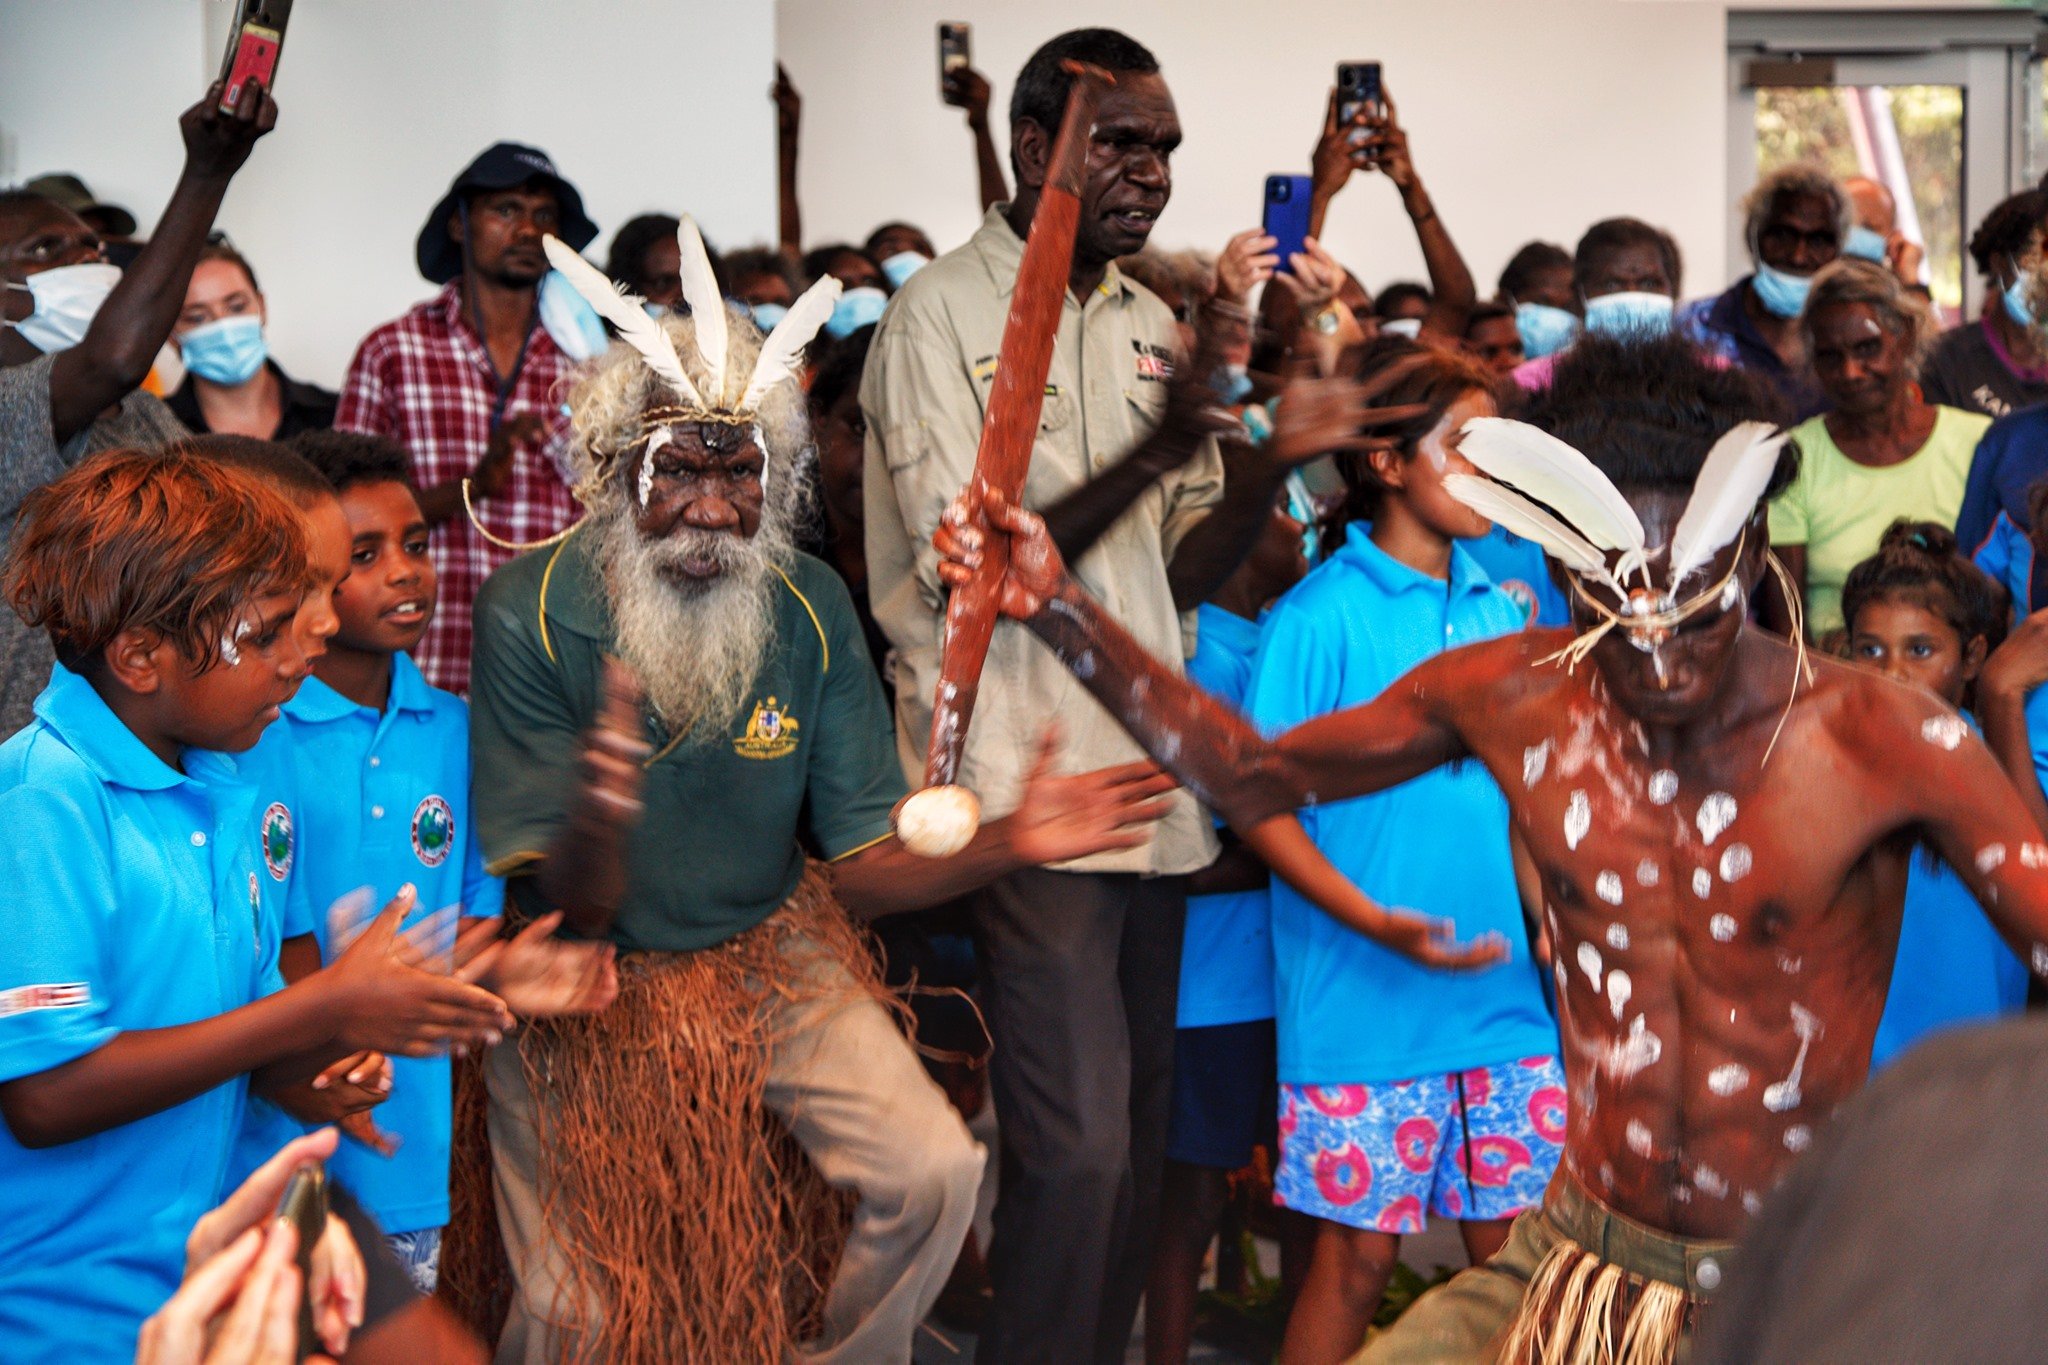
[896,60,1116,858]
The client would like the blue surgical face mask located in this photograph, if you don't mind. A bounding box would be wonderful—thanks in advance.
[4,261,121,353]
[879,251,928,290]
[826,285,888,339]
[644,301,671,321]
[1514,302,1579,360]
[1381,316,1423,339]
[2004,259,2037,328]
[751,301,789,331]
[1751,261,1813,319]
[1583,291,1675,338]
[1844,225,1888,263]
[538,268,610,362]
[178,314,268,385]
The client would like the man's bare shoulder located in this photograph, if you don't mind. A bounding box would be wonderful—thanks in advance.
[1793,647,1968,767]
[1421,628,1582,710]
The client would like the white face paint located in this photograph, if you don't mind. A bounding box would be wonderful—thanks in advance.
[638,427,673,508]
[1921,713,1967,751]
[1577,941,1603,990]
[1763,1003,1821,1112]
[1565,790,1591,850]
[1707,1063,1750,1096]
[1606,922,1630,951]
[1709,913,1737,941]
[1606,968,1632,1019]
[1635,859,1661,888]
[1523,740,1551,787]
[1718,843,1753,883]
[1596,871,1625,905]
[1625,1119,1654,1157]
[1696,792,1737,844]
[1783,1124,1813,1153]
[1648,769,1678,806]
[1977,844,2008,875]
[219,632,243,667]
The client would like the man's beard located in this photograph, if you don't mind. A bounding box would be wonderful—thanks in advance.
[597,507,789,743]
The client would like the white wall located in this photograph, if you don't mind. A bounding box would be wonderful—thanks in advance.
[778,0,1733,305]
[0,0,779,386]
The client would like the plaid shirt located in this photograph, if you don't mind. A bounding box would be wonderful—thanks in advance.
[335,282,581,692]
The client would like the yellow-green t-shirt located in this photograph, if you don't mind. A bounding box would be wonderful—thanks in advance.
[1768,404,1992,638]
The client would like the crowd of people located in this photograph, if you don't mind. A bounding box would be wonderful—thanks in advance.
[7,20,2048,1365]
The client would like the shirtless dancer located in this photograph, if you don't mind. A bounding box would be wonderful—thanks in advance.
[933,334,2048,1362]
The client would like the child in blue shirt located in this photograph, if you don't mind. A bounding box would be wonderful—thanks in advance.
[235,430,507,1293]
[1842,521,2030,1066]
[1146,504,1309,1364]
[0,449,520,1364]
[1244,342,1562,1362]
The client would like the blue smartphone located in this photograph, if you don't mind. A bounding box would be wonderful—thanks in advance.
[1263,174,1314,275]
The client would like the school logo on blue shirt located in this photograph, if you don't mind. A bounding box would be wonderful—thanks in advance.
[734,696,801,760]
[1496,579,1540,626]
[260,801,294,881]
[411,794,455,868]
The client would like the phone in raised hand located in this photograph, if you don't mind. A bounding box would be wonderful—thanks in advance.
[1263,175,1314,277]
[939,22,972,102]
[217,0,292,113]
[1336,61,1382,127]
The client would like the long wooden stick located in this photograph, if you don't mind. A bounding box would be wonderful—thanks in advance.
[896,61,1114,857]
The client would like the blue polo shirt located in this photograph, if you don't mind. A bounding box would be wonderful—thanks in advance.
[234,654,501,1234]
[1958,403,2048,586]
[1178,604,1275,1029]
[1971,510,2036,620]
[1462,525,1571,628]
[1871,852,2026,1069]
[0,666,275,1364]
[1245,526,1556,1083]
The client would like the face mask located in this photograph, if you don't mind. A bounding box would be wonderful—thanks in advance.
[644,301,671,321]
[879,251,929,290]
[1216,363,1253,406]
[2004,259,2037,328]
[826,286,888,339]
[750,301,789,331]
[178,314,268,385]
[1514,302,1579,360]
[538,268,611,362]
[1844,225,1888,263]
[1583,291,1675,338]
[4,261,121,353]
[1751,261,1812,319]
[1381,316,1423,339]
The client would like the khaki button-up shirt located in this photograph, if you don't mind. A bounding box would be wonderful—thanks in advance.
[861,205,1222,875]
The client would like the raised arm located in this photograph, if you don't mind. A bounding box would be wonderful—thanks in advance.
[775,65,802,259]
[1976,612,2048,835]
[944,66,1010,211]
[1365,87,1475,343]
[45,80,275,446]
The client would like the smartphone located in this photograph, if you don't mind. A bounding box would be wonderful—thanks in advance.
[938,22,972,101]
[278,1164,326,1360]
[1263,175,1314,276]
[1336,60,1382,127]
[217,0,292,114]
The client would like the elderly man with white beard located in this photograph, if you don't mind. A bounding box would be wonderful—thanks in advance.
[452,223,1177,1364]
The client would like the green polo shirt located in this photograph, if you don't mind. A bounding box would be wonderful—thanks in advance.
[469,529,905,951]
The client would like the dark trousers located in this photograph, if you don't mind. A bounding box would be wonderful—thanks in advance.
[972,866,1186,1365]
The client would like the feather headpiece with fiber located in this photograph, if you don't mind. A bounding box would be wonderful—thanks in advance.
[1667,421,1787,587]
[541,235,702,408]
[675,215,727,405]
[1441,473,1622,593]
[1457,417,1649,580]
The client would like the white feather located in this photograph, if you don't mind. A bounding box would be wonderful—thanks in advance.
[1668,421,1787,587]
[739,276,841,413]
[676,215,727,405]
[1443,474,1621,590]
[541,236,703,407]
[1458,417,1646,558]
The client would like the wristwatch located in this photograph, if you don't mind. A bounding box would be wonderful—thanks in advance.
[1306,305,1343,337]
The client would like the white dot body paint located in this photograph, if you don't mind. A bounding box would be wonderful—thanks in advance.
[1606,923,1630,951]
[2032,944,2048,977]
[1921,713,1967,750]
[1565,790,1591,850]
[1600,1162,1617,1190]
[1523,740,1551,788]
[1694,1165,1729,1199]
[1763,1004,1821,1112]
[1778,953,1803,975]
[1626,1120,1654,1157]
[2023,842,2048,870]
[1554,959,1568,995]
[1696,792,1737,844]
[1596,871,1624,906]
[1977,844,2008,875]
[1783,1124,1813,1153]
[1718,843,1753,883]
[1743,1191,1763,1215]
[1577,941,1603,990]
[1648,769,1679,805]
[1695,870,1715,900]
[1606,969,1631,1020]
[1601,1015,1662,1080]
[1707,1063,1750,1096]
[1710,913,1737,941]
[1636,859,1660,888]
